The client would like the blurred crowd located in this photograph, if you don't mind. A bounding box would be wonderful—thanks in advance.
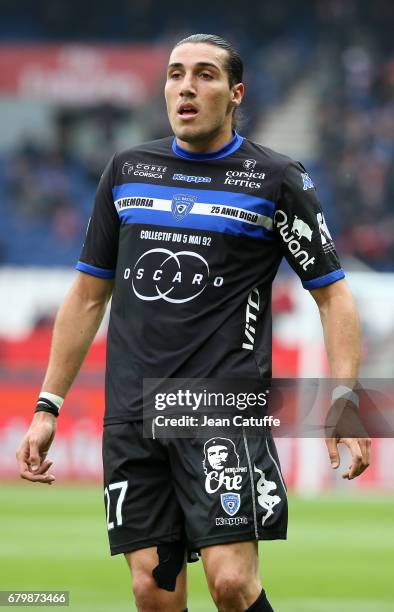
[0,142,93,265]
[0,0,393,269]
[316,0,394,270]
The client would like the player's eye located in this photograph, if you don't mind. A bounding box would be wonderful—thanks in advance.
[169,72,182,79]
[200,72,213,80]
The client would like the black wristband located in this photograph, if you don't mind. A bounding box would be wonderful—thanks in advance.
[35,398,59,418]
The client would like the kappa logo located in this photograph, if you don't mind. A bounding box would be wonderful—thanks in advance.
[171,194,197,221]
[215,516,248,526]
[254,464,281,526]
[243,159,257,170]
[301,172,314,191]
[221,493,241,516]
[291,216,313,242]
[173,173,211,184]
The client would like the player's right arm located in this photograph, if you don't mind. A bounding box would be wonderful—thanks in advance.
[41,272,113,398]
[17,153,119,484]
[16,270,113,485]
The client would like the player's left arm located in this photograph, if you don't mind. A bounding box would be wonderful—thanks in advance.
[310,279,371,479]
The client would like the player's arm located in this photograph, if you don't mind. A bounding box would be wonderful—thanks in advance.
[275,162,370,480]
[16,272,113,484]
[42,271,113,396]
[17,153,119,485]
[310,276,370,480]
[310,278,360,379]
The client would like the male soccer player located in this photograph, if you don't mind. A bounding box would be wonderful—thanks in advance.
[17,34,371,611]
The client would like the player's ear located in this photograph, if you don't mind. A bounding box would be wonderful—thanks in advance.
[231,82,244,107]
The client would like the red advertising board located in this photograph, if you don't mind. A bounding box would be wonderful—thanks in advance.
[1,378,393,490]
[0,380,104,480]
[1,330,393,489]
[0,44,168,104]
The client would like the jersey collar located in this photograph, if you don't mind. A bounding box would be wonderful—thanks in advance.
[172,130,243,161]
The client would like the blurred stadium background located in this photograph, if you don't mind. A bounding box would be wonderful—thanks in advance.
[0,1,393,610]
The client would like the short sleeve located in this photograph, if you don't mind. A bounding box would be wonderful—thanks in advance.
[274,161,345,289]
[76,154,120,279]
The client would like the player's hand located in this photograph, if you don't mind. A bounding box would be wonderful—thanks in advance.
[16,412,57,484]
[325,437,371,480]
[324,390,371,479]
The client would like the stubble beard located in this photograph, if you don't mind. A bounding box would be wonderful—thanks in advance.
[174,121,223,144]
[171,106,233,145]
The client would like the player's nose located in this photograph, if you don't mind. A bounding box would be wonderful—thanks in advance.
[179,73,197,96]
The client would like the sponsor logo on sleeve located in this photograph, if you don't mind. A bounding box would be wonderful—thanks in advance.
[243,159,257,170]
[291,216,312,242]
[301,172,314,190]
[274,210,315,270]
[316,212,332,249]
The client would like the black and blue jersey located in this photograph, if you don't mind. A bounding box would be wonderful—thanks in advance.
[77,131,344,423]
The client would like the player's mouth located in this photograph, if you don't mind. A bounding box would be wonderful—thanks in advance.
[177,103,199,120]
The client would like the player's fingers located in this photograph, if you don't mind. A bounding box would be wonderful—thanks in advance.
[27,439,41,472]
[325,437,340,468]
[340,438,363,479]
[356,438,371,475]
[348,438,370,479]
[16,442,34,479]
[20,468,56,484]
[34,459,53,475]
[17,457,30,479]
[361,437,372,465]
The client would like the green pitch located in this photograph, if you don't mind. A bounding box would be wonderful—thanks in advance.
[0,483,393,611]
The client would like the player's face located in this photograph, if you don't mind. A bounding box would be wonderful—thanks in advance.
[165,43,243,150]
[207,445,229,470]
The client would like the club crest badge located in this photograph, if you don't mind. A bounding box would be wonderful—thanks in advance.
[171,193,197,221]
[220,492,241,516]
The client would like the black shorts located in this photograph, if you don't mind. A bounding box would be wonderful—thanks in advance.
[102,422,288,555]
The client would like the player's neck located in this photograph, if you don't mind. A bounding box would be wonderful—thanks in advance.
[175,126,234,154]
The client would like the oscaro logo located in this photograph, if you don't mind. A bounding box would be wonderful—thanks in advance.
[274,210,315,271]
[125,248,224,303]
